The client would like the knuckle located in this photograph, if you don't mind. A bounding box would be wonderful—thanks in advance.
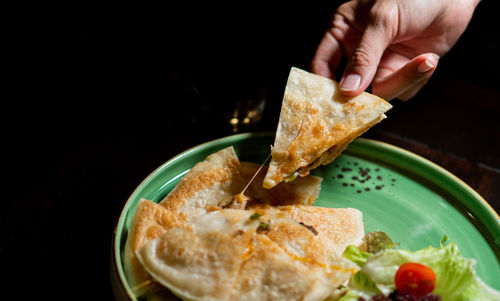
[367,10,388,29]
[367,1,398,31]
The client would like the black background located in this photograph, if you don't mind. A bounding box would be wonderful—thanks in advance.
[3,1,499,299]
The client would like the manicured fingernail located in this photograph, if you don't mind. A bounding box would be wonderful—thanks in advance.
[340,74,361,91]
[417,60,435,73]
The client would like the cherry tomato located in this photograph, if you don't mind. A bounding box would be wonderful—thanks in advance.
[394,262,436,297]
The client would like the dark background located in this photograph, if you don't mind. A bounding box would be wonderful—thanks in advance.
[3,1,499,299]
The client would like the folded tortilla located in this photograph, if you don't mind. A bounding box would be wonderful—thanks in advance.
[123,199,184,289]
[136,208,359,301]
[263,67,392,189]
[124,147,325,291]
[159,146,242,217]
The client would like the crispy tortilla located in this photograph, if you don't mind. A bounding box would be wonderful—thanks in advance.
[278,205,365,257]
[137,208,359,301]
[263,67,392,189]
[159,146,242,217]
[124,147,325,291]
[123,199,184,288]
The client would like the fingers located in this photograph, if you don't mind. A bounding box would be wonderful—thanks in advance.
[372,53,439,101]
[339,0,398,96]
[311,31,343,80]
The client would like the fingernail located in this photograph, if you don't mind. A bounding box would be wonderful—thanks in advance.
[340,74,361,91]
[417,60,435,73]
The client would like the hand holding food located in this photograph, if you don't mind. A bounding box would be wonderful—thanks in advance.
[311,0,479,100]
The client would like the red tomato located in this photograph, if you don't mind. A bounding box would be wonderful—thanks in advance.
[395,262,436,297]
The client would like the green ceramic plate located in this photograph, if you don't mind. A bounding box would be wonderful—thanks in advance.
[111,132,500,300]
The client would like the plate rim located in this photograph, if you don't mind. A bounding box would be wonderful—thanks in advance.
[111,132,500,300]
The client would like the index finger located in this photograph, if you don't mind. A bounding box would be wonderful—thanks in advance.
[311,31,342,80]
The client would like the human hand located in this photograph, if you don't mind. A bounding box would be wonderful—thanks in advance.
[311,0,479,100]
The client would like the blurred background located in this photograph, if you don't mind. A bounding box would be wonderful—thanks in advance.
[3,1,499,299]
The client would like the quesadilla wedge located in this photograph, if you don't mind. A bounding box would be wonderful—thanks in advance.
[159,146,242,217]
[136,208,359,301]
[263,67,392,189]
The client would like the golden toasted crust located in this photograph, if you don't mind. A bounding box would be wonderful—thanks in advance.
[278,205,365,257]
[263,67,392,188]
[124,199,185,287]
[137,208,359,301]
[137,209,261,301]
[160,146,241,215]
[256,207,334,262]
[299,115,385,176]
[239,162,322,206]
[230,234,354,301]
[125,147,242,289]
[126,144,364,300]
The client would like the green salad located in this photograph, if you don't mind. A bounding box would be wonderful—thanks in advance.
[331,232,500,301]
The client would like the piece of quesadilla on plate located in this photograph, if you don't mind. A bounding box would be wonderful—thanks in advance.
[159,146,242,217]
[136,208,359,301]
[263,67,392,189]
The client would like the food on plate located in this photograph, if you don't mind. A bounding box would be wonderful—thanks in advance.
[158,147,323,216]
[158,146,241,217]
[236,161,323,207]
[276,205,364,257]
[124,146,362,300]
[136,208,359,301]
[336,234,500,301]
[263,67,392,189]
[394,262,436,297]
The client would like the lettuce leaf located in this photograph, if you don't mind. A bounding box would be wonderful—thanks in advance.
[340,242,500,301]
[338,246,380,300]
[462,276,500,301]
[364,231,398,254]
[343,245,371,268]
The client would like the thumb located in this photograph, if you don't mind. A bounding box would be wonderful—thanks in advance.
[340,5,397,96]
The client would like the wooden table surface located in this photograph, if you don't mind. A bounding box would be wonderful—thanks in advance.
[3,1,499,299]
